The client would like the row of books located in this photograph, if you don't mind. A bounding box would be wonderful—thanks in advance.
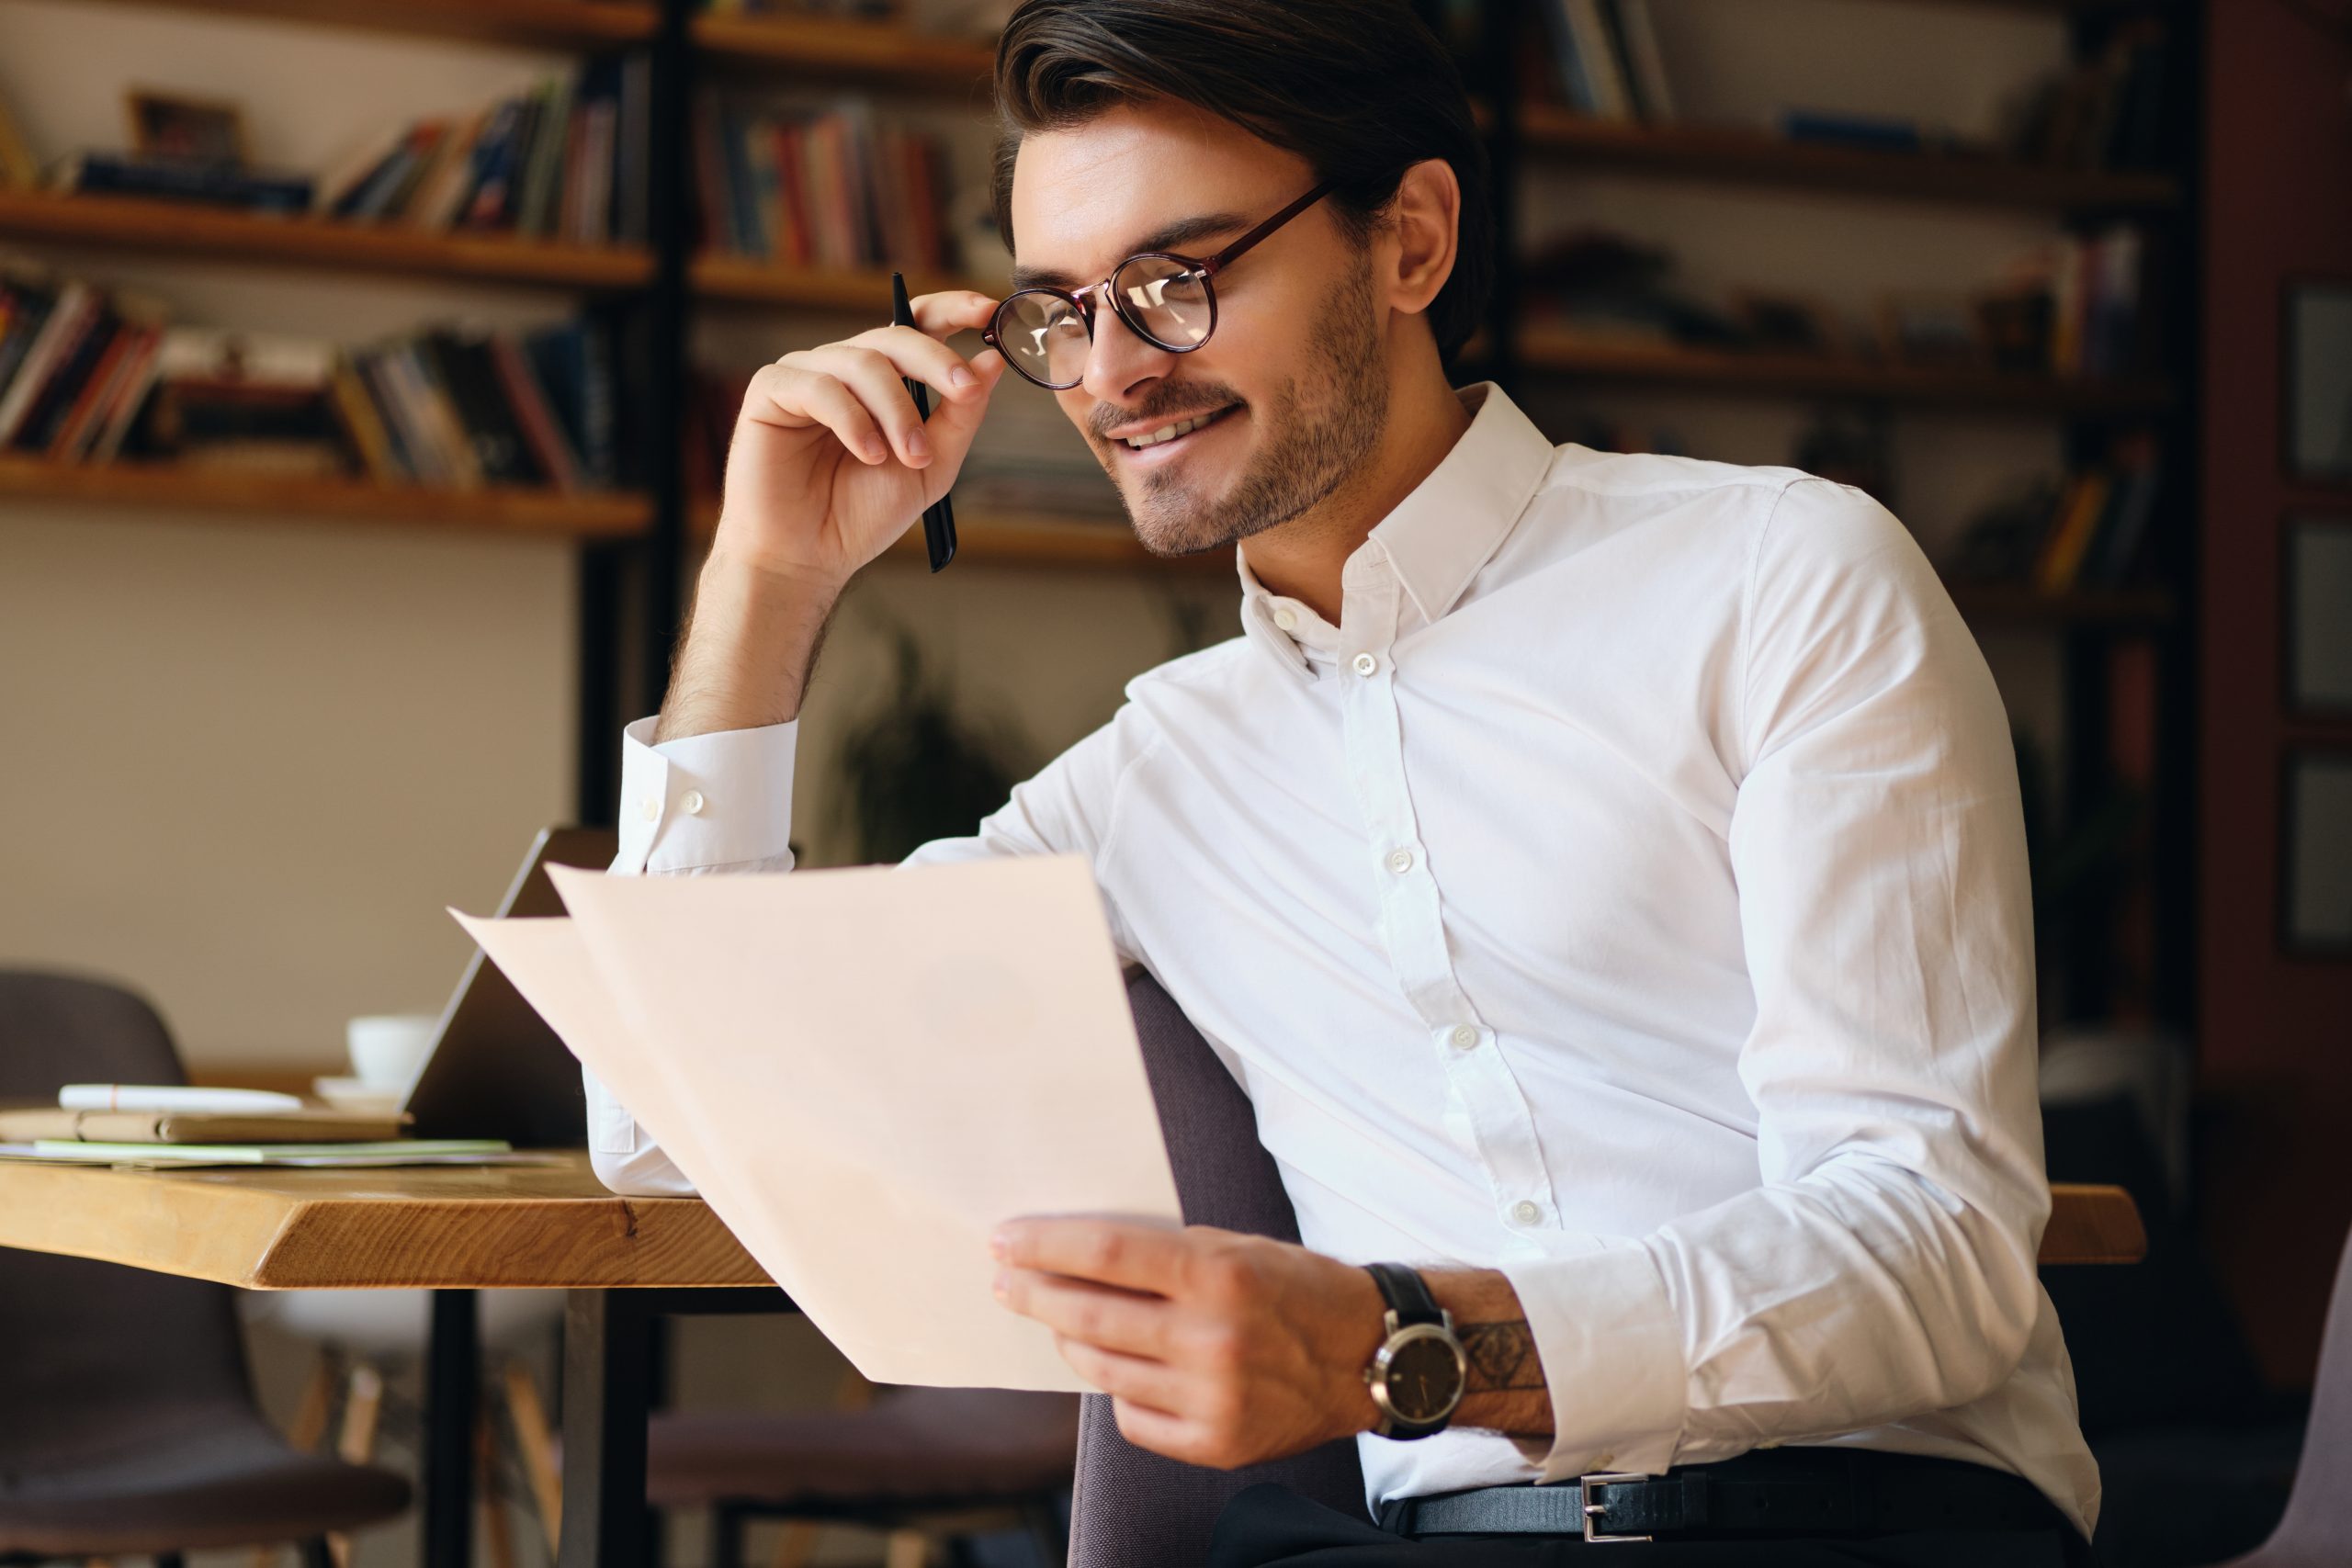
[1981,226,2146,380]
[339,323,617,491]
[0,262,617,488]
[0,85,35,188]
[693,97,956,271]
[1949,434,2164,593]
[2008,20,2172,173]
[313,57,652,244]
[1538,0,1677,125]
[0,270,168,463]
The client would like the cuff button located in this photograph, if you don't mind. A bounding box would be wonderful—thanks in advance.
[682,790,707,816]
[638,795,660,823]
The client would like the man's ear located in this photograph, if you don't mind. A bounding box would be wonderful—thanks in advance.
[1383,158,1461,320]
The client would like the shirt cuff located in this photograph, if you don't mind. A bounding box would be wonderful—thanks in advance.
[1495,1239,1688,1480]
[613,715,799,874]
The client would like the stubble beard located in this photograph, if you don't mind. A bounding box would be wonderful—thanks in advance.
[1112,254,1392,558]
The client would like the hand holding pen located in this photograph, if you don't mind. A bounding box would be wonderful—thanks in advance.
[704,284,1005,594]
[895,271,958,571]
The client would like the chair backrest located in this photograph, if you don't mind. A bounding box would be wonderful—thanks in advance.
[0,970,259,1467]
[2229,1221,2352,1567]
[1066,970,1366,1568]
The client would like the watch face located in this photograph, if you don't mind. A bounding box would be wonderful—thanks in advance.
[1384,1330,1464,1424]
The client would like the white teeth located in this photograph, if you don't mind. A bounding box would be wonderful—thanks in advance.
[1122,407,1228,448]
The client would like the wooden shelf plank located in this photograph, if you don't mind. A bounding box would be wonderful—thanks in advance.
[1947,581,2178,627]
[0,189,655,292]
[693,13,997,96]
[76,0,659,50]
[690,254,1000,312]
[688,496,1220,572]
[0,457,652,539]
[1515,329,2175,414]
[1520,107,2180,212]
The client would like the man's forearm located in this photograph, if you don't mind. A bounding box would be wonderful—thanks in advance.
[1428,1268,1555,1438]
[655,551,844,742]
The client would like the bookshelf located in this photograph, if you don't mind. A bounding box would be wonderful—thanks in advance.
[1511,330,2176,414]
[0,187,656,290]
[690,254,989,310]
[0,0,2204,1027]
[74,0,661,50]
[692,11,995,92]
[0,454,653,536]
[1518,107,2181,213]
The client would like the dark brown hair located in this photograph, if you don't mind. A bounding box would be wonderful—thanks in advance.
[990,0,1493,356]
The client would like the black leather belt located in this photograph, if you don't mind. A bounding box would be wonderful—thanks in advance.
[1375,1447,2073,1545]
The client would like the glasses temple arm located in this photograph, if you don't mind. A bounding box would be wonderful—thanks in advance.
[1200,179,1338,276]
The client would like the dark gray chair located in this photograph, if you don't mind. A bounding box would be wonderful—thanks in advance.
[1065,969,1368,1568]
[0,969,411,1566]
[2217,1221,2352,1568]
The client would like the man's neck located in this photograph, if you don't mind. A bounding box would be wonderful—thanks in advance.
[1237,356,1475,626]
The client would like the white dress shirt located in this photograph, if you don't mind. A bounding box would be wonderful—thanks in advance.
[584,380,2098,1539]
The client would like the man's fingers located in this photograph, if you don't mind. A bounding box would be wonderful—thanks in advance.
[750,363,888,465]
[994,1217,1196,1294]
[787,344,944,468]
[909,288,1001,343]
[1107,1398,1207,1466]
[842,322,990,405]
[997,1268,1174,1358]
[1052,1335,1190,1410]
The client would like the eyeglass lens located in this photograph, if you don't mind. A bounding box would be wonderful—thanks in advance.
[996,254,1215,389]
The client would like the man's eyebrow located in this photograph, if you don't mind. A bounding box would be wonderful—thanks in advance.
[1009,209,1254,291]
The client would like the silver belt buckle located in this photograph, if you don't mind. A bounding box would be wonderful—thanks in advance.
[1580,1472,1654,1543]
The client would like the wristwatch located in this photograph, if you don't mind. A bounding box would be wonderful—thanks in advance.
[1360,1262,1468,1439]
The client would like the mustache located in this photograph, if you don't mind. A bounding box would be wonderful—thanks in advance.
[1087,388,1247,441]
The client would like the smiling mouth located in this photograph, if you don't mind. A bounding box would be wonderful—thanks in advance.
[1113,403,1242,452]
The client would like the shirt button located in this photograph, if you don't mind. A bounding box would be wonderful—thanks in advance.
[1511,1201,1542,1225]
[682,790,706,816]
[1351,651,1379,677]
[1272,607,1298,632]
[1386,847,1415,874]
[639,795,660,823]
[1450,1024,1479,1050]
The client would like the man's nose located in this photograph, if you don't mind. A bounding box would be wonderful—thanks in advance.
[1079,290,1182,405]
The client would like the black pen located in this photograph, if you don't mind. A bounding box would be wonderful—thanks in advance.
[891,270,957,572]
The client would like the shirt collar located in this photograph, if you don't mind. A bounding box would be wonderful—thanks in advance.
[1233,380,1556,680]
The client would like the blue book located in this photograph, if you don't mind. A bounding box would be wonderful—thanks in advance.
[59,152,312,212]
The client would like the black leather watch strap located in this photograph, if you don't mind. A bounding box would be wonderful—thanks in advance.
[1364,1261,1442,1326]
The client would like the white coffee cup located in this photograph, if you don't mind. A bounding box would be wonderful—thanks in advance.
[347,1013,439,1088]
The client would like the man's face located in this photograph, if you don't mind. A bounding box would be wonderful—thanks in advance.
[1007,100,1393,557]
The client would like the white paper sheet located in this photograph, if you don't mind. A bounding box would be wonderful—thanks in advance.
[453,852,1180,1391]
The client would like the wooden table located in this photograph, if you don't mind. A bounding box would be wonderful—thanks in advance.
[0,1153,775,1568]
[0,1155,2146,1566]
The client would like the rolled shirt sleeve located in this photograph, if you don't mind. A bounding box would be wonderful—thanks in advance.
[1498,479,2050,1480]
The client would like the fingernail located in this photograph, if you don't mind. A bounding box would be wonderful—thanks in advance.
[992,1269,1010,1298]
[949,367,978,390]
[864,439,887,462]
[988,1231,1008,1259]
[907,429,931,461]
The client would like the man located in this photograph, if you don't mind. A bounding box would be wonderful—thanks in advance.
[586,2,2099,1562]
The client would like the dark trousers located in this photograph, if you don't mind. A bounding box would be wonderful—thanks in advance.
[1206,1483,2099,1568]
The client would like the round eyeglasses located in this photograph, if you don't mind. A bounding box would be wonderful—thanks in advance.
[981,181,1336,391]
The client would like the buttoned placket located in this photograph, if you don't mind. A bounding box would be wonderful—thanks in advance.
[1334,543,1562,1246]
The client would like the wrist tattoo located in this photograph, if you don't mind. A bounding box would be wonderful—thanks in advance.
[1457,1319,1545,1393]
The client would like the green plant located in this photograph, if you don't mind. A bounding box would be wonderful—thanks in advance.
[831,617,1033,864]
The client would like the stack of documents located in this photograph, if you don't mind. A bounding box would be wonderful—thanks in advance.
[458,853,1182,1392]
[0,1084,537,1168]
